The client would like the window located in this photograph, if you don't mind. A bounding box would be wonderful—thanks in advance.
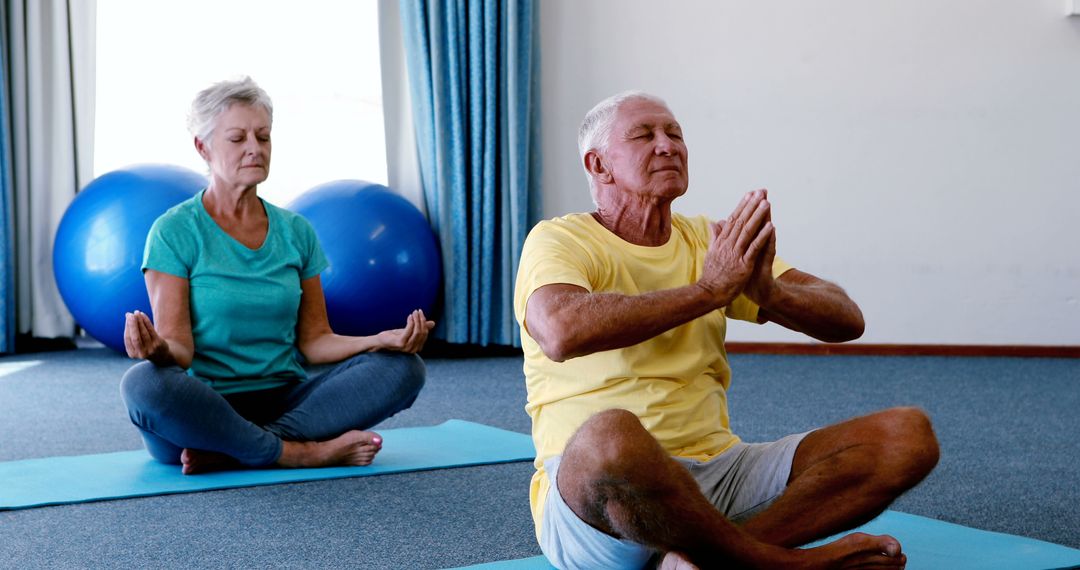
[94,0,387,207]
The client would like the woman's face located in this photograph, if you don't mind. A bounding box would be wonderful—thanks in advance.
[199,103,271,190]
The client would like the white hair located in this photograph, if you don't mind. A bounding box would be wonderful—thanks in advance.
[577,90,671,191]
[187,76,273,150]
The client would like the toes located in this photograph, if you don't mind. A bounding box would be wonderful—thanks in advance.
[880,537,901,558]
[357,431,382,448]
[353,449,378,466]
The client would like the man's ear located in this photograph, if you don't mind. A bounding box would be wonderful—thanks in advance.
[584,150,613,185]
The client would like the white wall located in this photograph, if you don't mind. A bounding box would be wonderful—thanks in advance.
[539,0,1080,346]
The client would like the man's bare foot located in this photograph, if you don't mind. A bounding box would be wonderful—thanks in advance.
[657,551,699,570]
[676,533,904,569]
[276,430,383,468]
[792,532,906,569]
[180,448,241,475]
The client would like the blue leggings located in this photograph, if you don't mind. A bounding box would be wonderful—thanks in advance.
[120,352,425,467]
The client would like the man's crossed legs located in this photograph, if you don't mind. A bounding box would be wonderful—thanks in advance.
[544,407,939,569]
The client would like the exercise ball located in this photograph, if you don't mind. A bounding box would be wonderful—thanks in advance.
[53,164,206,352]
[288,180,441,337]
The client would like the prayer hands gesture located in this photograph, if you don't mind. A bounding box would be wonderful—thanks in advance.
[376,309,435,354]
[698,189,775,307]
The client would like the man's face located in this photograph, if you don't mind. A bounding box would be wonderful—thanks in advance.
[599,98,689,201]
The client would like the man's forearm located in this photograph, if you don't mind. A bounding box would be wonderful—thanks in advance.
[528,283,726,362]
[756,273,864,343]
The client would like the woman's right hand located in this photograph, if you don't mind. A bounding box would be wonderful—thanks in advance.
[375,309,435,354]
[124,310,173,365]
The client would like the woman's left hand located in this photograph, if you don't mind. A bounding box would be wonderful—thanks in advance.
[376,309,435,354]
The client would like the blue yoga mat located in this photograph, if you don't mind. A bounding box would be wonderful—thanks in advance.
[0,420,534,510]
[457,510,1080,570]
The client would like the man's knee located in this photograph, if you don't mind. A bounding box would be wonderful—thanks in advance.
[873,406,940,486]
[558,410,657,536]
[559,410,705,542]
[568,409,653,467]
[561,409,678,503]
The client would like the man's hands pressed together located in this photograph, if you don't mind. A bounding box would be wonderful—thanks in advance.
[698,189,775,308]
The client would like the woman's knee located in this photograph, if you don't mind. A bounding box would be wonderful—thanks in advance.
[372,352,426,399]
[332,351,426,408]
[401,353,426,393]
[120,361,170,406]
[120,362,194,415]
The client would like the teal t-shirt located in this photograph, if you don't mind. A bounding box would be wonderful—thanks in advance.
[142,189,329,394]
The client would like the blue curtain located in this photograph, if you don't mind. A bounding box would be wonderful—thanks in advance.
[400,0,540,347]
[0,3,15,353]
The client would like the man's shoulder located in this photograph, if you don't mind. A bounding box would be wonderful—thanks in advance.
[525,213,599,246]
[671,212,711,232]
[532,212,594,232]
[670,213,714,246]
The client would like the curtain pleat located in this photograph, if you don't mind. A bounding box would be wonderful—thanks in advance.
[1,0,96,345]
[400,0,539,346]
[0,2,14,352]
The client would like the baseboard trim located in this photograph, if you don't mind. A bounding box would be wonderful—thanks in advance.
[724,343,1080,358]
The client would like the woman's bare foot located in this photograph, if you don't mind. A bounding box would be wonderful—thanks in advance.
[180,448,241,475]
[276,430,383,468]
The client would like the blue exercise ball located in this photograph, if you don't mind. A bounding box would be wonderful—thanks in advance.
[289,180,442,337]
[53,164,206,353]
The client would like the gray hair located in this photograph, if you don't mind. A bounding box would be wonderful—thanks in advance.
[187,76,274,149]
[577,90,670,188]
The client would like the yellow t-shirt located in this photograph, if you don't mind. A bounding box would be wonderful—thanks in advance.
[513,212,793,536]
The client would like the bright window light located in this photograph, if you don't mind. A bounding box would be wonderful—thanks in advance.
[94,0,387,207]
[0,361,42,380]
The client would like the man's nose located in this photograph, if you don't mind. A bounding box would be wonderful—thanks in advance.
[654,133,676,155]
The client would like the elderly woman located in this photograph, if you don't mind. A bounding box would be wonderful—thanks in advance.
[120,77,432,474]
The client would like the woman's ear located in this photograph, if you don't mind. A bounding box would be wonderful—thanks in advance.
[194,137,209,162]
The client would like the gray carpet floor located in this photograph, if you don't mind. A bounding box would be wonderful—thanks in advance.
[0,347,1077,569]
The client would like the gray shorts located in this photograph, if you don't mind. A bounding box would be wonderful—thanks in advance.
[539,432,809,570]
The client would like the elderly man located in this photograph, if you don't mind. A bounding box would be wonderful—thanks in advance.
[513,91,939,569]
